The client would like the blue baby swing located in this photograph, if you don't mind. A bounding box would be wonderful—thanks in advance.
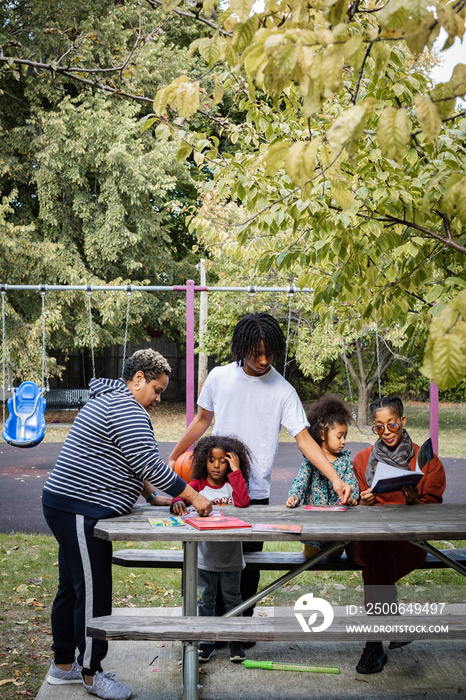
[1,288,48,448]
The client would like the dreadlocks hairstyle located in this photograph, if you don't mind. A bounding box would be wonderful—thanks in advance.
[369,395,404,421]
[231,312,286,366]
[307,395,351,446]
[191,435,252,488]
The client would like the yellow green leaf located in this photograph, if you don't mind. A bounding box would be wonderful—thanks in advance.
[414,95,442,142]
[432,332,466,390]
[327,104,367,152]
[198,35,224,66]
[174,81,200,117]
[212,75,224,104]
[321,46,344,93]
[230,0,255,22]
[161,0,182,11]
[284,138,321,187]
[377,106,410,164]
[233,15,258,53]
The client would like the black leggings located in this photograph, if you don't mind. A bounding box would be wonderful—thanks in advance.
[43,505,113,676]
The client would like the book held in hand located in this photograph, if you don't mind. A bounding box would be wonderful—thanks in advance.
[184,515,252,530]
[371,437,432,494]
[252,523,303,534]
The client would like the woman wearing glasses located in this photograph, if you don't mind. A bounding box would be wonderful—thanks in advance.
[347,395,445,675]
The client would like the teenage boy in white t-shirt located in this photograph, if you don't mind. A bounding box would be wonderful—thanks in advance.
[168,313,352,625]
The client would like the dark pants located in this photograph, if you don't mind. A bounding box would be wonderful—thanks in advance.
[346,540,427,610]
[44,505,113,676]
[216,497,269,617]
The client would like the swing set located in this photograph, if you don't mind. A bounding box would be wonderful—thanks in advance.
[0,282,440,452]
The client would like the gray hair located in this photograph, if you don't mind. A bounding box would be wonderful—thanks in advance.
[122,349,171,382]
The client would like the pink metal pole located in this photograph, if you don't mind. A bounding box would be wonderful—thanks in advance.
[186,280,195,427]
[429,381,439,455]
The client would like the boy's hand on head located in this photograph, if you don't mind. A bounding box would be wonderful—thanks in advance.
[286,496,300,508]
[226,452,240,471]
[360,488,376,506]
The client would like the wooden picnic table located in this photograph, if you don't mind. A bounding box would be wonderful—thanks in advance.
[95,503,466,700]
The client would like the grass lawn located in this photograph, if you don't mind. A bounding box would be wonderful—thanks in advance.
[1,533,465,698]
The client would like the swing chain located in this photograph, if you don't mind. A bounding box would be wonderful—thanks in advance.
[375,319,381,399]
[87,288,96,380]
[341,336,357,423]
[121,287,132,378]
[283,287,295,378]
[40,290,50,393]
[1,291,6,429]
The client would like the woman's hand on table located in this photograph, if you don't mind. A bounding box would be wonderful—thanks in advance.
[191,492,212,517]
[360,488,376,506]
[286,496,300,508]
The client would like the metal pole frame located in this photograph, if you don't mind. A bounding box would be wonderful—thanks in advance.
[0,282,439,440]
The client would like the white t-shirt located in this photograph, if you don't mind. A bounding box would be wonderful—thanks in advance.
[197,362,309,499]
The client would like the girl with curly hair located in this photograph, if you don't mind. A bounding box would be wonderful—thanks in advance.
[286,395,359,557]
[171,435,251,665]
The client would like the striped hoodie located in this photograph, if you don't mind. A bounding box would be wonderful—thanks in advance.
[42,377,185,518]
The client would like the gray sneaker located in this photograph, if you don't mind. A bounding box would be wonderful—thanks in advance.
[83,671,132,700]
[47,660,83,684]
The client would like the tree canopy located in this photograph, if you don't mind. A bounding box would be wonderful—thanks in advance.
[0,0,205,375]
[1,0,465,388]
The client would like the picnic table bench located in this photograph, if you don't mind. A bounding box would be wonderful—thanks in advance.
[89,503,466,700]
[112,546,466,571]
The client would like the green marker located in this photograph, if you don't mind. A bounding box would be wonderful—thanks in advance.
[242,660,340,674]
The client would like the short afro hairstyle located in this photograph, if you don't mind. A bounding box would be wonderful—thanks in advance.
[122,349,171,382]
[191,435,252,487]
[307,395,351,446]
[369,395,404,421]
[231,312,286,365]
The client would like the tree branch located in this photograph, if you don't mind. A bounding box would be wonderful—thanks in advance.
[377,215,466,255]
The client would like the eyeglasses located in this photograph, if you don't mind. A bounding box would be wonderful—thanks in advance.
[372,422,401,435]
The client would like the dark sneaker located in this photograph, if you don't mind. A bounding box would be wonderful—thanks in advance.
[388,640,412,650]
[82,671,132,699]
[242,641,256,649]
[356,642,387,674]
[229,642,246,663]
[198,643,216,662]
[47,660,82,685]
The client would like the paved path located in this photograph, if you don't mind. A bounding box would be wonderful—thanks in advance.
[1,441,465,534]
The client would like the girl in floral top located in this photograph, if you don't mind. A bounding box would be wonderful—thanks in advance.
[286,395,359,557]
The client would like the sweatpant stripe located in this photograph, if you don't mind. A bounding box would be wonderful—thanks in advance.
[76,514,94,670]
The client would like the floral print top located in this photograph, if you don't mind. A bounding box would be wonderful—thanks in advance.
[288,450,359,550]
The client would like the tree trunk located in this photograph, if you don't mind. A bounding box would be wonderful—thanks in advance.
[318,359,338,397]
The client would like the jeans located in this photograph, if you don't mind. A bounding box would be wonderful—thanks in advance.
[216,497,269,617]
[198,569,242,644]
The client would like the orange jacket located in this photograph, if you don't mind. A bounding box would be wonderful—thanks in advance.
[353,443,446,505]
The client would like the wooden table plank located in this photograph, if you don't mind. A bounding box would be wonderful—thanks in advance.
[95,503,466,542]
